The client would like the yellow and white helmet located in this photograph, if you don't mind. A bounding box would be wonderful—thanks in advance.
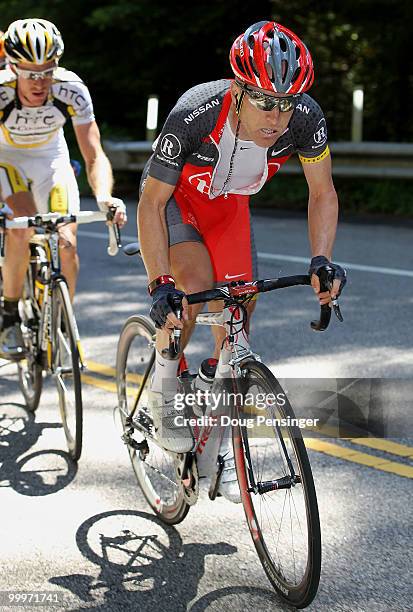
[4,18,64,65]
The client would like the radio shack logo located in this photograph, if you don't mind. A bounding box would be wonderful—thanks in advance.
[313,119,327,146]
[160,134,181,160]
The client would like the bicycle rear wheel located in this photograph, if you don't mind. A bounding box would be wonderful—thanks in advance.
[53,278,82,461]
[17,260,43,412]
[116,315,190,524]
[233,360,321,609]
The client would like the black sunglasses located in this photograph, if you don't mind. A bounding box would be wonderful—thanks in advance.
[238,83,300,112]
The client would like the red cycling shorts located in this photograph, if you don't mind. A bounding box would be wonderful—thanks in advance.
[166,182,258,284]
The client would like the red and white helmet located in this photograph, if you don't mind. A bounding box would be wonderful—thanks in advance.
[230,21,314,94]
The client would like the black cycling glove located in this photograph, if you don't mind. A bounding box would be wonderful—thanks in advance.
[149,284,185,329]
[308,256,347,297]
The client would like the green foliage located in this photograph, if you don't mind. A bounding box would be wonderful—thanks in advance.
[250,173,413,216]
[270,0,413,141]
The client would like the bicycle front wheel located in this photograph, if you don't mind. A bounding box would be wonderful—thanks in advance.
[116,315,190,525]
[233,360,321,609]
[53,278,83,461]
[17,259,43,412]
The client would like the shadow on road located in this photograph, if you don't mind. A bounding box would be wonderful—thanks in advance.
[50,509,261,611]
[190,585,293,611]
[0,402,77,495]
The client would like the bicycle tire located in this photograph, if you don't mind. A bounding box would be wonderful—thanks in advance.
[232,359,321,609]
[17,259,43,412]
[116,315,190,525]
[53,278,83,461]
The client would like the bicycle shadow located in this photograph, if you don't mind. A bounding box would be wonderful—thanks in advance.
[50,509,244,611]
[0,402,77,495]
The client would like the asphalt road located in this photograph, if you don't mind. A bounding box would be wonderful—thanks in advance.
[0,199,412,611]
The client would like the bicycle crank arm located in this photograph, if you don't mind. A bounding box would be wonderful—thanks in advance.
[208,454,225,501]
[254,474,301,494]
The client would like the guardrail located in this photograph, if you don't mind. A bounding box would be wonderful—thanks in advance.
[103,140,413,179]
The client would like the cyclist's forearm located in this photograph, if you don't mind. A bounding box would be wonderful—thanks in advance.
[138,196,170,282]
[86,151,114,200]
[308,190,338,259]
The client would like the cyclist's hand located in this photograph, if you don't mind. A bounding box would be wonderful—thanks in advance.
[96,196,127,227]
[309,256,347,305]
[0,203,14,220]
[150,284,188,330]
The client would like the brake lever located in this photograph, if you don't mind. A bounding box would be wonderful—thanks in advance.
[168,307,182,358]
[310,266,344,331]
[331,296,343,322]
[325,268,344,323]
[311,267,333,332]
[106,208,122,256]
[0,216,5,258]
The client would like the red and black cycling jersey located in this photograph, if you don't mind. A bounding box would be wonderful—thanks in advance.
[148,79,330,197]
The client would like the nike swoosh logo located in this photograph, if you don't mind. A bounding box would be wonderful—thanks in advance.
[224,272,247,280]
[240,147,251,150]
[271,145,292,156]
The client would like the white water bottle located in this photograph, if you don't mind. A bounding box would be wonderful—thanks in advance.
[192,358,218,417]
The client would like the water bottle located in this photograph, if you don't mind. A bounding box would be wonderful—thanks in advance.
[192,358,218,417]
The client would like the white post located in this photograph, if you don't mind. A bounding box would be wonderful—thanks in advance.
[352,86,364,142]
[146,95,159,142]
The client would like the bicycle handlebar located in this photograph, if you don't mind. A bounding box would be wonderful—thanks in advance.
[0,209,121,257]
[168,271,342,356]
[186,272,343,333]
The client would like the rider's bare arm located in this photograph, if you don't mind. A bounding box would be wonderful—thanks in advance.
[74,121,113,198]
[138,176,186,327]
[74,121,126,226]
[302,155,341,302]
[138,175,175,283]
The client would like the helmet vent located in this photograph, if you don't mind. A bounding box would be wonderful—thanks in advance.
[279,38,287,52]
[291,66,301,84]
[35,38,42,58]
[265,63,274,82]
[250,57,260,78]
[247,35,255,49]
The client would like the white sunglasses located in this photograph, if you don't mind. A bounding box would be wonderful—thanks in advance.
[14,66,56,80]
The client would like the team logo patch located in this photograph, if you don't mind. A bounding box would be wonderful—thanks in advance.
[188,171,212,194]
[160,134,181,160]
[313,119,327,146]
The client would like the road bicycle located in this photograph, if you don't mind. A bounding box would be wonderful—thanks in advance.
[0,209,120,461]
[116,244,343,609]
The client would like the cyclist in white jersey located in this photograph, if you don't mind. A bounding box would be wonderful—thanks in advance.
[0,19,126,358]
[0,34,6,69]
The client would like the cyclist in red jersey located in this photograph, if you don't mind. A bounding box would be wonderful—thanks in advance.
[137,21,346,498]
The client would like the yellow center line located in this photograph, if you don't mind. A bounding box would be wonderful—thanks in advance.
[86,360,117,378]
[349,437,413,458]
[86,360,143,384]
[305,439,413,479]
[81,373,141,397]
[81,373,117,394]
